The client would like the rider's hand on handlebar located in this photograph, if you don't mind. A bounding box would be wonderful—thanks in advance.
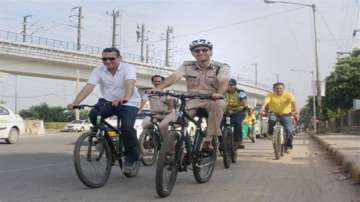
[112,99,128,106]
[211,93,224,100]
[292,112,300,121]
[148,87,163,95]
[260,111,267,117]
[67,104,75,110]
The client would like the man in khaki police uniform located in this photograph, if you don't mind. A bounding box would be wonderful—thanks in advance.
[153,39,230,150]
[141,75,175,137]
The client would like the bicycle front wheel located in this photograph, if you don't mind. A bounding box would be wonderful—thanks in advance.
[155,131,179,197]
[192,138,217,183]
[221,128,232,169]
[73,131,112,188]
[139,129,159,166]
[273,129,281,160]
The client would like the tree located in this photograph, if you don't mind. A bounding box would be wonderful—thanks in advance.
[19,103,89,122]
[324,48,360,117]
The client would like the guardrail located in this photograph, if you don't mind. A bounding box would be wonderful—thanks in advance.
[0,29,175,67]
[0,29,271,90]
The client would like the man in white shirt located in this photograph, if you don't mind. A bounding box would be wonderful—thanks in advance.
[68,47,141,173]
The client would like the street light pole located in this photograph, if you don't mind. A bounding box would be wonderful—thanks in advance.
[290,68,316,133]
[264,0,322,132]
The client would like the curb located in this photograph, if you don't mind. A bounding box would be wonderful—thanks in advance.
[311,134,360,183]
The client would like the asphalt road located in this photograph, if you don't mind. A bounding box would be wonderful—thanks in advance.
[0,133,359,202]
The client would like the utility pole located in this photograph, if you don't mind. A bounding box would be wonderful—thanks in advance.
[71,6,82,51]
[276,73,280,82]
[253,63,258,86]
[145,44,150,63]
[136,24,146,62]
[22,15,32,43]
[311,5,322,128]
[14,75,18,113]
[75,70,80,120]
[165,26,174,67]
[108,10,120,48]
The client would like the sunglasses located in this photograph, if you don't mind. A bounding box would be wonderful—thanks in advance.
[101,57,116,62]
[193,48,209,53]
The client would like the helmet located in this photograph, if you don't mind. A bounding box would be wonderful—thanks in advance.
[229,78,237,86]
[189,39,213,51]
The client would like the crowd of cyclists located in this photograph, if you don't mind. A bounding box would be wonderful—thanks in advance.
[67,39,299,194]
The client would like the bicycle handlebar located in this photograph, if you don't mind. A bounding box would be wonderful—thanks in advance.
[73,100,113,110]
[146,91,224,100]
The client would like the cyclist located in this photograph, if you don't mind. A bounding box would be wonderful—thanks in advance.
[243,107,256,140]
[67,47,141,174]
[141,75,175,137]
[260,82,299,153]
[223,78,248,149]
[151,39,230,152]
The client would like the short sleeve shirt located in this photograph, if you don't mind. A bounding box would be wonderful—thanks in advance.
[87,63,141,108]
[175,60,230,95]
[264,91,295,115]
[142,92,171,113]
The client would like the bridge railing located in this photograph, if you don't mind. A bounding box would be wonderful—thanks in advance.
[0,29,173,67]
[0,29,270,90]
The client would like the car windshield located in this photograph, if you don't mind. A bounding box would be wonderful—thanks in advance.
[0,106,9,115]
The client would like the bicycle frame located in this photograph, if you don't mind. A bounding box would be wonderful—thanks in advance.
[169,96,207,171]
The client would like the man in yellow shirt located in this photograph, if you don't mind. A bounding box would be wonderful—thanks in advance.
[260,82,299,152]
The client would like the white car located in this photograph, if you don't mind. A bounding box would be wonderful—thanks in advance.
[0,105,25,144]
[63,120,92,132]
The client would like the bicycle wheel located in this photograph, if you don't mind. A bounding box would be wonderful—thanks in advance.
[73,131,112,188]
[221,128,232,169]
[192,138,217,184]
[273,128,281,160]
[155,131,179,197]
[139,129,158,166]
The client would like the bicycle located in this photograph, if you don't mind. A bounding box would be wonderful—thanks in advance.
[72,102,140,188]
[220,112,238,168]
[139,111,163,166]
[154,92,219,197]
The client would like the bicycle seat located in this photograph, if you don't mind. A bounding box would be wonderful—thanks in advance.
[195,108,208,118]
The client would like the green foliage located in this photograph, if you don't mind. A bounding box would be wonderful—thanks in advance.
[324,48,360,117]
[19,103,89,122]
[300,97,313,125]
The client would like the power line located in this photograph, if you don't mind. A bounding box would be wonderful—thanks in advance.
[121,7,304,49]
[317,9,343,51]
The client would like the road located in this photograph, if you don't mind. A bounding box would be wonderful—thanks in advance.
[0,133,359,202]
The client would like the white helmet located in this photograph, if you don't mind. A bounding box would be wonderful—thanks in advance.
[189,39,213,51]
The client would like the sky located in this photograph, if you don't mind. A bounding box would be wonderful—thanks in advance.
[0,0,359,111]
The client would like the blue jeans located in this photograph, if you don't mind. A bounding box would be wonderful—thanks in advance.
[268,114,294,148]
[89,99,139,163]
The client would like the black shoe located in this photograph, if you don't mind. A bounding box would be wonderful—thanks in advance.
[238,144,245,149]
[123,160,139,174]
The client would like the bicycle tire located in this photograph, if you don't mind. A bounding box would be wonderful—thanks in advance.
[192,138,217,183]
[73,131,112,188]
[155,131,179,197]
[221,128,232,169]
[139,129,159,166]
